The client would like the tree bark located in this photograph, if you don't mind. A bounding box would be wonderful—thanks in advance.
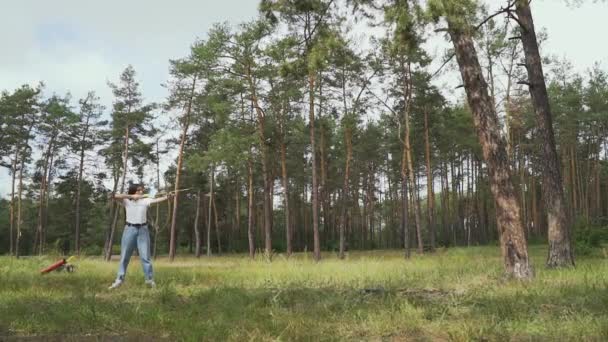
[75,141,86,255]
[75,104,93,256]
[105,124,130,261]
[401,61,424,254]
[152,139,163,259]
[309,72,321,261]
[339,127,353,259]
[194,190,202,257]
[169,76,196,261]
[246,70,273,259]
[515,1,574,268]
[15,158,25,258]
[280,132,292,257]
[448,20,533,279]
[401,174,411,258]
[9,157,17,256]
[247,158,255,259]
[36,139,54,255]
[424,108,435,251]
[213,195,221,255]
[207,167,214,257]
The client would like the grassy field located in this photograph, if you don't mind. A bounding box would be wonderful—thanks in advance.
[1,246,608,341]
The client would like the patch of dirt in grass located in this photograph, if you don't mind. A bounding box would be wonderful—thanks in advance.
[0,333,172,341]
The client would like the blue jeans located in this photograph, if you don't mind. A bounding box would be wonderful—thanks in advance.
[116,225,153,281]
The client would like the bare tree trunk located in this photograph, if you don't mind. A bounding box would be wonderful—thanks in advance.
[75,110,93,256]
[245,71,273,259]
[339,127,353,259]
[75,145,86,255]
[515,1,574,268]
[235,179,241,249]
[169,77,196,261]
[309,72,321,261]
[401,174,410,259]
[448,21,533,279]
[280,135,292,257]
[440,161,448,246]
[37,140,54,255]
[213,196,221,255]
[194,190,202,258]
[424,109,436,251]
[320,123,331,249]
[595,155,601,218]
[207,167,214,257]
[466,155,472,247]
[450,161,458,246]
[520,156,527,239]
[400,61,424,254]
[105,125,130,261]
[247,158,255,259]
[9,157,17,256]
[368,164,376,247]
[152,140,162,259]
[531,178,539,237]
[42,152,55,254]
[15,158,25,258]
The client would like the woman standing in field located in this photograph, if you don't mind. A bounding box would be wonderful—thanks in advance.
[108,183,173,289]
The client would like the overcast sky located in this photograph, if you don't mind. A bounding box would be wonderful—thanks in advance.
[1,0,607,198]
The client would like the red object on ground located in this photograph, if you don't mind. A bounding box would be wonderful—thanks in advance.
[40,259,66,274]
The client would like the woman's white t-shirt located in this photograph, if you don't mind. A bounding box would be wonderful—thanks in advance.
[123,197,164,224]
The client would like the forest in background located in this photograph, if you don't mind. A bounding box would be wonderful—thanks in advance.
[1,0,608,277]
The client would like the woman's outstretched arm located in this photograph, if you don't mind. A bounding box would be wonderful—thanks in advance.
[147,193,174,204]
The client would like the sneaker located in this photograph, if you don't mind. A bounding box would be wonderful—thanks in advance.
[145,279,156,288]
[108,279,123,290]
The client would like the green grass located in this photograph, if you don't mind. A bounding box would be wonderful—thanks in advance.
[1,246,608,341]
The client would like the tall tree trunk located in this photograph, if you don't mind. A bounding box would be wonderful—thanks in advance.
[247,71,273,258]
[194,190,202,258]
[595,155,601,218]
[169,77,196,261]
[401,174,410,258]
[531,177,539,237]
[448,20,533,279]
[368,164,376,247]
[401,61,424,254]
[152,139,162,259]
[37,140,54,255]
[320,123,331,248]
[424,109,435,251]
[207,167,214,257]
[75,109,93,256]
[213,196,221,255]
[339,127,353,259]
[440,161,448,246]
[75,144,86,255]
[450,161,458,246]
[466,155,473,247]
[570,147,577,215]
[42,152,55,254]
[9,157,17,256]
[515,1,574,268]
[401,132,411,258]
[442,161,450,246]
[15,158,25,258]
[235,178,241,251]
[247,158,255,259]
[309,72,321,261]
[105,124,130,261]
[520,157,527,238]
[280,134,292,257]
